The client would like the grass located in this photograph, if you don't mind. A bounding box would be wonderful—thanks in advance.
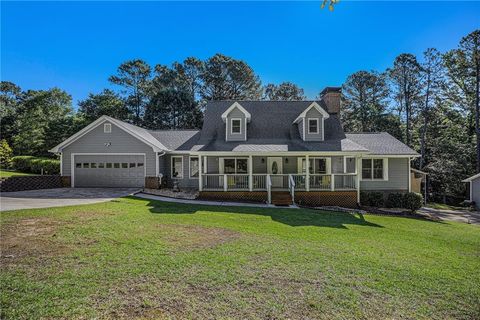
[426,202,467,211]
[0,169,34,178]
[1,197,479,319]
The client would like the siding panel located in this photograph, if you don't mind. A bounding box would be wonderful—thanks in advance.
[360,158,408,191]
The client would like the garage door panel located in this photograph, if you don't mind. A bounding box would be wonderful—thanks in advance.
[74,155,145,188]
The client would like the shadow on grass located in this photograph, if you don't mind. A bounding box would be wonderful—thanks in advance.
[128,196,383,229]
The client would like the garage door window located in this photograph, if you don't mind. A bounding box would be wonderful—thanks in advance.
[83,163,89,168]
[106,163,112,168]
[129,163,136,168]
[98,163,105,168]
[171,156,183,178]
[91,163,97,168]
[114,163,120,168]
[122,163,128,168]
[76,163,82,168]
[137,162,144,167]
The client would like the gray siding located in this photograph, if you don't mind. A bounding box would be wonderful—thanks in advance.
[226,107,247,141]
[62,121,157,177]
[304,108,324,141]
[360,158,409,191]
[162,154,199,188]
[298,120,304,140]
[471,179,480,210]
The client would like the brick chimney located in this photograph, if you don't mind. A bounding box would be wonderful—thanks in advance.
[320,87,341,114]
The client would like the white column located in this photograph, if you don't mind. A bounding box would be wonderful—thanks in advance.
[198,154,203,191]
[224,174,228,191]
[248,155,253,191]
[408,157,412,193]
[305,155,310,192]
[356,157,361,203]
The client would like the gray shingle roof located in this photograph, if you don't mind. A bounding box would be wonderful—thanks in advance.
[149,130,200,151]
[346,133,419,156]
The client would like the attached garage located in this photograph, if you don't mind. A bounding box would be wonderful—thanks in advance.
[73,154,146,188]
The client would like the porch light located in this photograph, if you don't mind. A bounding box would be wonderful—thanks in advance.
[261,158,265,163]
[285,158,289,164]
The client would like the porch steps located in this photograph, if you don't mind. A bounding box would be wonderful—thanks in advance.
[271,191,293,206]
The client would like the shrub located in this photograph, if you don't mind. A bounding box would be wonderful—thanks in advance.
[360,191,384,207]
[11,156,60,174]
[386,192,405,208]
[403,192,423,212]
[0,139,13,169]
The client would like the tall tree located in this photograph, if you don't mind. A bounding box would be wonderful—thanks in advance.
[200,54,262,100]
[341,71,390,132]
[0,81,22,145]
[263,82,306,101]
[388,53,422,146]
[173,57,204,101]
[77,89,129,124]
[109,59,152,125]
[418,48,444,169]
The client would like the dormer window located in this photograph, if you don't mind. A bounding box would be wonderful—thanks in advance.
[308,118,319,134]
[231,118,242,134]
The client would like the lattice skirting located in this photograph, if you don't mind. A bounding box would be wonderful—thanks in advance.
[199,191,268,203]
[295,191,358,208]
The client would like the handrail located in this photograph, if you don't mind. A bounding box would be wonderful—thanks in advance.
[266,174,272,204]
[288,174,295,204]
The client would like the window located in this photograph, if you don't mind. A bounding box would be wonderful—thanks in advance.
[104,123,112,133]
[137,162,144,167]
[76,163,82,168]
[106,163,112,169]
[362,158,387,180]
[189,157,199,178]
[345,157,356,174]
[299,158,329,174]
[171,156,183,178]
[113,163,120,168]
[83,163,89,168]
[121,163,128,168]
[313,158,327,174]
[221,158,248,174]
[98,163,105,168]
[308,118,319,134]
[91,163,97,168]
[231,118,241,134]
[129,163,136,168]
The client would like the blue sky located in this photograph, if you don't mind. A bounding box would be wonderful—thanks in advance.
[1,1,479,107]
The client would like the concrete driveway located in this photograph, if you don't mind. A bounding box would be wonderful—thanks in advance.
[418,207,480,225]
[0,188,140,212]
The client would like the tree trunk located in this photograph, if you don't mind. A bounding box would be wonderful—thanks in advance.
[476,56,480,173]
[420,76,431,169]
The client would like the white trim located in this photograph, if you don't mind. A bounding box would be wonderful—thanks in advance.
[49,115,165,153]
[408,157,411,192]
[104,123,112,133]
[343,156,356,174]
[60,153,63,176]
[469,182,473,201]
[171,156,184,179]
[293,102,330,124]
[302,120,306,139]
[230,118,242,135]
[462,173,480,182]
[307,118,319,134]
[70,152,146,188]
[221,102,251,122]
[189,156,200,179]
[360,157,388,181]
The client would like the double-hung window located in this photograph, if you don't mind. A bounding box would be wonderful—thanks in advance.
[231,119,241,134]
[308,118,319,134]
[171,156,183,179]
[222,158,248,174]
[362,158,387,180]
[189,156,199,178]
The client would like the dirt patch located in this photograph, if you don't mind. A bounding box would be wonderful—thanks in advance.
[0,216,67,268]
[158,224,240,251]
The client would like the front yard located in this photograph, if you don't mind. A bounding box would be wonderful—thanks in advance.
[1,197,479,319]
[0,169,34,178]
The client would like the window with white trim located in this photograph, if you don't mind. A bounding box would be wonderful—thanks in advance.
[231,118,241,134]
[221,158,248,174]
[362,158,387,180]
[308,118,319,134]
[104,123,112,133]
[189,156,199,178]
[344,157,356,174]
[171,156,183,179]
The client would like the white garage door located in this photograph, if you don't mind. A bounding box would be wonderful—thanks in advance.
[74,154,145,187]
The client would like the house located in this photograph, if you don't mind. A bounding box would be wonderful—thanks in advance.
[50,87,419,207]
[462,173,480,210]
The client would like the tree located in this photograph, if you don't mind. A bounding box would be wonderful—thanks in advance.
[0,81,22,145]
[388,54,422,146]
[109,59,152,125]
[78,89,129,124]
[0,139,13,168]
[200,54,262,100]
[13,88,73,156]
[444,30,480,172]
[341,71,390,132]
[418,48,444,169]
[263,82,306,101]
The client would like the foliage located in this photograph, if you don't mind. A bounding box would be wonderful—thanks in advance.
[11,156,60,174]
[386,192,405,208]
[0,139,13,168]
[403,192,423,212]
[263,82,306,101]
[77,89,129,123]
[0,169,34,178]
[360,191,384,207]
[0,81,22,144]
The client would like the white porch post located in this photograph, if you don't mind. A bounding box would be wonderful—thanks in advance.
[306,155,310,191]
[224,174,228,191]
[356,156,361,203]
[198,154,203,191]
[248,155,253,191]
[408,157,412,193]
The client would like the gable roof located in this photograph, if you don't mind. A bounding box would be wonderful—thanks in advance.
[462,173,480,182]
[293,102,330,123]
[221,102,251,122]
[49,116,168,153]
[345,132,419,156]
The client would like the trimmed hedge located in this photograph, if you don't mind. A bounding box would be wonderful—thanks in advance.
[385,192,424,212]
[11,156,60,175]
[360,191,384,207]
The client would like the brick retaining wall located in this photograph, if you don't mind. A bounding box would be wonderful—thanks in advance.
[0,175,63,192]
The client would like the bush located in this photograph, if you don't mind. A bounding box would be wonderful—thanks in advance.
[403,192,423,212]
[11,156,60,174]
[360,191,384,207]
[0,139,13,169]
[386,193,405,208]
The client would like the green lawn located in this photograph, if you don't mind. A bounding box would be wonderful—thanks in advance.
[1,197,479,319]
[0,169,34,178]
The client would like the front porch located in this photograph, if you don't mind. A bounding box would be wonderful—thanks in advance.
[196,155,360,205]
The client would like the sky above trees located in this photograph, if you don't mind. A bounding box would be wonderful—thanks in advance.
[2,1,479,107]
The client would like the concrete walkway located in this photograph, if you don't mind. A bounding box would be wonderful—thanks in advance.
[417,207,480,225]
[0,188,139,212]
[136,192,298,209]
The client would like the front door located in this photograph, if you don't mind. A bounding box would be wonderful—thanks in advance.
[267,157,284,188]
